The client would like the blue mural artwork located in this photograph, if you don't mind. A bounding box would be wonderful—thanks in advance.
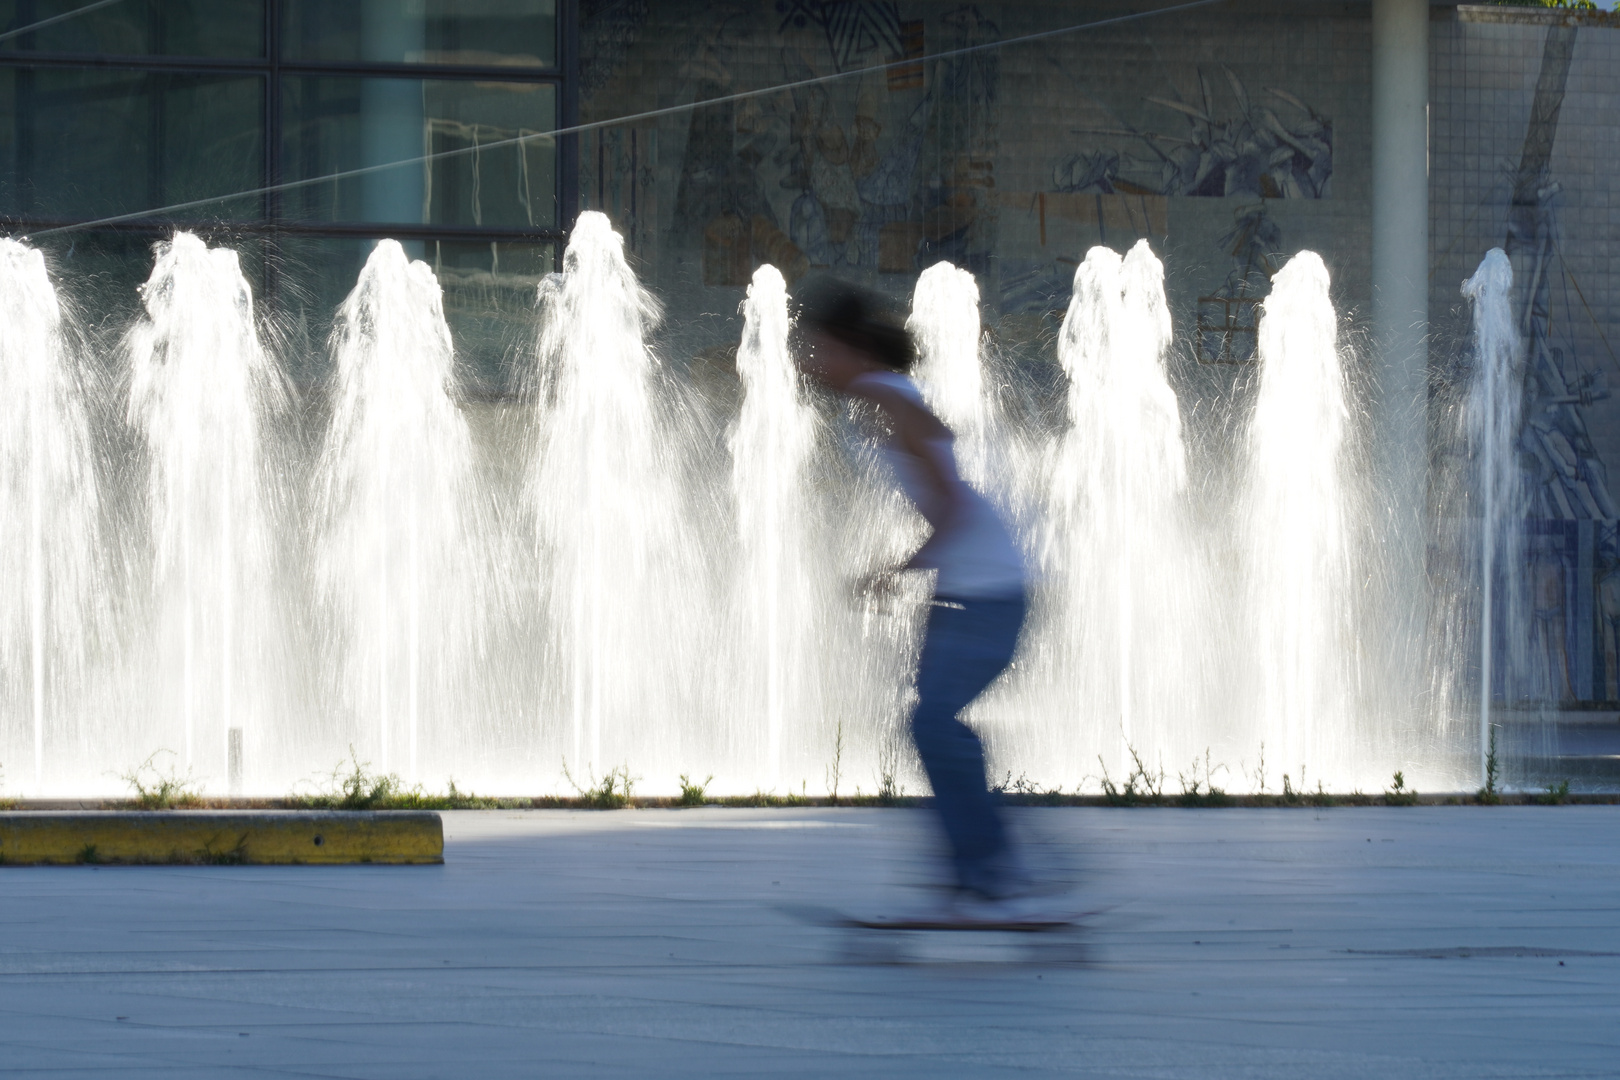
[776,0,905,73]
[1197,203,1282,364]
[1055,68,1332,200]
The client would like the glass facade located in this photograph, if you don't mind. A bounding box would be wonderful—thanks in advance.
[0,0,570,387]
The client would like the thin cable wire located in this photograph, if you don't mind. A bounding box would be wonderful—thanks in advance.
[0,0,128,45]
[25,0,1222,239]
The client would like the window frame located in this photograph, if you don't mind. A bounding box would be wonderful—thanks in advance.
[0,0,578,296]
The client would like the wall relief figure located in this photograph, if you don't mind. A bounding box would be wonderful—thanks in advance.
[1056,67,1331,200]
[1197,202,1281,365]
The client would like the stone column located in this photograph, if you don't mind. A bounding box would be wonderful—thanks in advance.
[1370,0,1431,690]
[1371,0,1429,506]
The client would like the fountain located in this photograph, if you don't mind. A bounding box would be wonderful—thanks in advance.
[0,240,104,786]
[126,233,288,784]
[0,210,1532,797]
[729,264,818,785]
[909,262,990,486]
[314,239,476,780]
[525,212,699,779]
[1461,249,1525,782]
[1041,241,1192,779]
[1244,251,1354,785]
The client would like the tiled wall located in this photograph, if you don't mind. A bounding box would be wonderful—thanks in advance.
[577,0,1375,367]
[577,1,1620,701]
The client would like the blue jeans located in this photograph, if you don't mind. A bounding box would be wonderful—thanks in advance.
[910,591,1027,897]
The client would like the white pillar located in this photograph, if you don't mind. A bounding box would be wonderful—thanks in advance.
[1371,0,1430,513]
[1371,0,1431,697]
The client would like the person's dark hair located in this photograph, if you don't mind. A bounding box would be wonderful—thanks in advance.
[794,276,916,372]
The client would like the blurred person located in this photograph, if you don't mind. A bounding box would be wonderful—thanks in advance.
[795,278,1036,921]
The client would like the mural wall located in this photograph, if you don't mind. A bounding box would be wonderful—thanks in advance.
[575,0,1370,361]
[1430,7,1620,705]
[576,1,1620,706]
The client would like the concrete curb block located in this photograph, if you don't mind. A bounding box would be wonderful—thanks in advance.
[0,811,444,865]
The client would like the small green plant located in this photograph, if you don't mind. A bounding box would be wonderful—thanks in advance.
[1538,779,1571,806]
[876,768,901,805]
[825,719,845,804]
[875,728,905,805]
[1176,749,1233,807]
[1243,742,1269,795]
[288,749,504,810]
[1488,0,1597,11]
[1098,747,1165,806]
[203,834,249,864]
[996,771,1066,805]
[1310,781,1336,808]
[563,761,637,809]
[1385,770,1419,806]
[120,750,205,809]
[307,748,408,809]
[677,773,711,807]
[1478,725,1502,805]
[77,843,100,864]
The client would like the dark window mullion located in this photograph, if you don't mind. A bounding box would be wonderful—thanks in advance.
[279,59,561,82]
[0,53,563,85]
[559,0,577,230]
[265,0,282,307]
[0,214,566,247]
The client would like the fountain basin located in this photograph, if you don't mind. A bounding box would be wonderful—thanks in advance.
[0,810,443,865]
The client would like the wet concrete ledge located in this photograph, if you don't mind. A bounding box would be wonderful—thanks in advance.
[0,811,443,865]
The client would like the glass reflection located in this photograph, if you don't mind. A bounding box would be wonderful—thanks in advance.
[282,0,557,68]
[282,76,557,228]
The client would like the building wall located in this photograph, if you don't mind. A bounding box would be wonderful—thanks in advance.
[575,0,1620,703]
[1428,8,1620,702]
[576,0,1374,370]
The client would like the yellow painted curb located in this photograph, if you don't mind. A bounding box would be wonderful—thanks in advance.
[0,811,443,866]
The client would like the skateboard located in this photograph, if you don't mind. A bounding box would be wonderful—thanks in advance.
[780,901,1101,932]
[779,901,1099,964]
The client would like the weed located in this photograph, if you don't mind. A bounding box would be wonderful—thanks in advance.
[301,748,409,809]
[1176,749,1233,807]
[1385,770,1419,806]
[825,719,846,804]
[204,834,249,864]
[1098,748,1165,806]
[995,771,1066,805]
[436,780,507,809]
[1477,725,1502,805]
[77,843,100,864]
[875,727,905,805]
[677,773,711,807]
[1311,782,1336,808]
[120,750,205,809]
[1249,742,1268,794]
[287,749,503,810]
[1538,779,1571,806]
[563,761,637,809]
[876,769,901,805]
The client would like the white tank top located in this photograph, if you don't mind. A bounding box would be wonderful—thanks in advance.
[851,371,1026,599]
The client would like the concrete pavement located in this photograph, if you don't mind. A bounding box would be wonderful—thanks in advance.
[2,806,1617,1077]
